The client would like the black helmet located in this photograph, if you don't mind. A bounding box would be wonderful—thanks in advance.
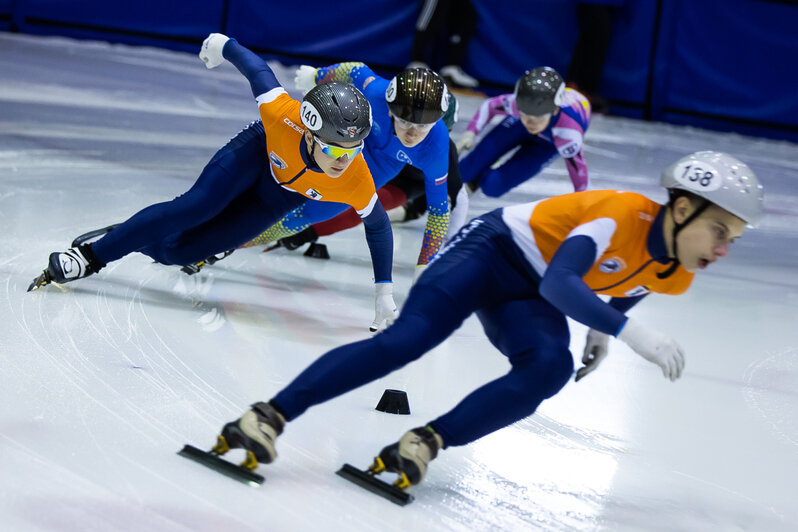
[385,68,449,125]
[514,67,565,115]
[300,82,372,142]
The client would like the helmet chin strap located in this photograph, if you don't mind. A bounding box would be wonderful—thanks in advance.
[657,199,710,279]
[306,135,319,167]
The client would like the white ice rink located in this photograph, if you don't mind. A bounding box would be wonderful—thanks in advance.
[2,32,797,531]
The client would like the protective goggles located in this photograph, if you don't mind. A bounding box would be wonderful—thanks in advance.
[313,136,363,159]
[392,115,436,132]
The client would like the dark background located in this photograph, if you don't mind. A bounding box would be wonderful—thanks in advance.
[2,0,796,142]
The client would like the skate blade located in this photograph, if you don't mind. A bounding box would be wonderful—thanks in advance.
[179,262,205,276]
[27,271,51,292]
[262,242,282,253]
[178,444,264,487]
[71,223,119,247]
[336,463,414,506]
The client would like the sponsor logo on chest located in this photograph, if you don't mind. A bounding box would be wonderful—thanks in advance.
[269,151,287,170]
[599,257,626,273]
[396,150,412,164]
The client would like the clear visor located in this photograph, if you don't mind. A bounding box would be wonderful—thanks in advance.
[392,115,436,132]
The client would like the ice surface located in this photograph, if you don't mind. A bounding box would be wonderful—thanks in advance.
[2,32,797,531]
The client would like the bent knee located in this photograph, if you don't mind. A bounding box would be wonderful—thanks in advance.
[479,173,509,198]
[541,350,574,397]
[515,348,574,399]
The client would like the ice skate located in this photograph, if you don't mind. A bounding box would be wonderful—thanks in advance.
[336,426,443,506]
[180,249,234,275]
[28,244,104,292]
[71,223,120,247]
[179,402,285,486]
[216,401,285,465]
[372,426,443,488]
[278,226,318,251]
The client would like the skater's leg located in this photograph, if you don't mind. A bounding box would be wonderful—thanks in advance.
[91,121,268,264]
[153,184,306,265]
[459,118,528,187]
[430,298,573,447]
[271,212,536,419]
[478,140,559,198]
[271,286,468,420]
[410,0,452,65]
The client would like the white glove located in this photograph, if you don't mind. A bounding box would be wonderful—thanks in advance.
[618,318,685,381]
[575,329,610,382]
[412,264,427,284]
[456,130,476,153]
[199,33,230,69]
[294,65,318,96]
[369,282,398,332]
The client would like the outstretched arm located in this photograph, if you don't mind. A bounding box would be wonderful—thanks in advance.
[294,62,378,95]
[359,200,393,284]
[540,236,684,381]
[457,93,513,151]
[415,180,449,271]
[563,150,589,192]
[315,62,377,89]
[539,235,626,335]
[200,33,282,97]
[360,201,398,331]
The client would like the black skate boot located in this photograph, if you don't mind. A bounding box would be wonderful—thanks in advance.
[28,244,104,292]
[180,249,235,275]
[71,223,120,247]
[278,226,318,251]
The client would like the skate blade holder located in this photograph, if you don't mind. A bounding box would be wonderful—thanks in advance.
[336,459,414,506]
[178,442,264,487]
[27,271,66,293]
[27,271,51,292]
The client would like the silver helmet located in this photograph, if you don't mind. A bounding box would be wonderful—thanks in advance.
[660,151,765,226]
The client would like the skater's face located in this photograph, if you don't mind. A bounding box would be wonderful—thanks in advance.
[668,197,746,272]
[306,132,363,177]
[391,114,435,147]
[519,111,552,135]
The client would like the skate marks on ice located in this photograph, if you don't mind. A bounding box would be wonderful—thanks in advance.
[3,32,798,530]
[743,346,798,448]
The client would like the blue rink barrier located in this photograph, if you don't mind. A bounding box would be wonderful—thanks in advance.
[2,0,797,142]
